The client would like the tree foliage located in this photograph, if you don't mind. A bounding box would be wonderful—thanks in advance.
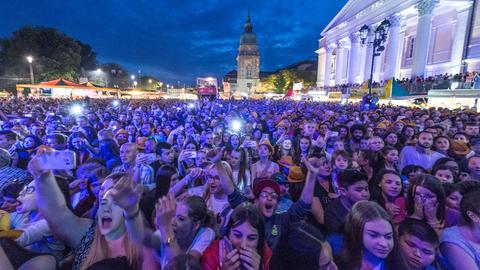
[0,26,97,88]
[261,69,316,94]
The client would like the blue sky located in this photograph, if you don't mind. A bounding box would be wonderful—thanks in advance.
[0,0,347,84]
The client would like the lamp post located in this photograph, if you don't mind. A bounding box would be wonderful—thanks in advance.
[359,19,391,95]
[131,75,135,88]
[26,56,34,84]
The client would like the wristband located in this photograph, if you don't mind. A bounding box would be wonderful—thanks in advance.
[124,208,141,220]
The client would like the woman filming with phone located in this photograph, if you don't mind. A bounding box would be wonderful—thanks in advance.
[202,202,272,270]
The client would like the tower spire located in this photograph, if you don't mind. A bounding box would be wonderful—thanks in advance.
[244,1,252,33]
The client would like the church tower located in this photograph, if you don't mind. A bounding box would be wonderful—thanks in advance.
[236,12,260,98]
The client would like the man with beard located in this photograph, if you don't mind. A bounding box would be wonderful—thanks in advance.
[399,131,445,171]
[348,124,366,152]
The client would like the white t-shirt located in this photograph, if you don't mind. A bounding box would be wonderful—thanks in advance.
[154,227,215,269]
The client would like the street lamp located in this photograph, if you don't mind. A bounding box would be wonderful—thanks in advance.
[359,18,391,95]
[26,56,34,84]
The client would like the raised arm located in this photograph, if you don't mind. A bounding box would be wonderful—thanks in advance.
[169,168,202,196]
[28,159,91,248]
[155,194,182,261]
[311,197,325,225]
[299,157,318,205]
[109,175,161,250]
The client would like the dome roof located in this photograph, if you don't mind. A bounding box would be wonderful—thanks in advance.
[240,15,257,45]
[240,32,257,45]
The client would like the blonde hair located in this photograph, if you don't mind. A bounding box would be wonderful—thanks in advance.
[80,226,143,270]
[80,172,143,270]
[203,161,232,201]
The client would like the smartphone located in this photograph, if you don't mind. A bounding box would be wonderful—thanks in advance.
[184,151,197,158]
[327,131,339,137]
[222,238,233,254]
[37,150,76,170]
[261,133,269,141]
[244,140,257,148]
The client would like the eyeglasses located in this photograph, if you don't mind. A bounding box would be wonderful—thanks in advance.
[259,191,279,200]
[206,175,220,182]
[414,191,436,201]
[19,186,35,196]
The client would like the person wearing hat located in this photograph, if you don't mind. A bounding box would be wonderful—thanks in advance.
[114,129,128,147]
[271,172,293,214]
[209,148,317,255]
[252,141,279,180]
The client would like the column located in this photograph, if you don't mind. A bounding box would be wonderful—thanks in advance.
[412,0,439,77]
[363,32,375,83]
[335,41,346,85]
[449,5,472,74]
[348,33,361,84]
[324,46,333,87]
[316,48,326,87]
[384,14,402,80]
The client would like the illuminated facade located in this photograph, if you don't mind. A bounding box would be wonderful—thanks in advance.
[316,0,480,87]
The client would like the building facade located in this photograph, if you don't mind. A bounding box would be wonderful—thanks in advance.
[316,0,480,88]
[224,14,260,98]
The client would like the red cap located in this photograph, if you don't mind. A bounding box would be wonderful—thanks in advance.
[253,179,281,198]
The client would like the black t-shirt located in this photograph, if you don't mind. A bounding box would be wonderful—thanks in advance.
[313,180,335,210]
[324,197,350,234]
[307,180,335,231]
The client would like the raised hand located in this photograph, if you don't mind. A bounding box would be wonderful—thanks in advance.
[187,167,203,179]
[108,175,143,211]
[208,147,225,163]
[239,247,261,270]
[304,157,321,175]
[222,249,241,270]
[386,202,401,217]
[155,193,177,228]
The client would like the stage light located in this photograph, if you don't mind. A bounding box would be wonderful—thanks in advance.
[231,120,242,132]
[70,104,83,115]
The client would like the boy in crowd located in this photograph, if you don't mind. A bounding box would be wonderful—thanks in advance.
[324,169,370,234]
[399,219,439,270]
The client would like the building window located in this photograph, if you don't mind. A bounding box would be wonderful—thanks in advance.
[408,37,415,58]
[246,64,253,79]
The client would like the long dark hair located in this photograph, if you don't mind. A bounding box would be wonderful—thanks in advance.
[406,174,446,223]
[339,201,409,270]
[369,169,403,208]
[293,136,312,164]
[231,147,248,188]
[69,132,88,151]
[183,196,215,229]
[226,203,265,258]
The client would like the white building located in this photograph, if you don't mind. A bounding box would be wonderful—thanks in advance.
[316,0,480,88]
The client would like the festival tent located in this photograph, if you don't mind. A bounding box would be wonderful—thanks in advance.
[16,78,119,98]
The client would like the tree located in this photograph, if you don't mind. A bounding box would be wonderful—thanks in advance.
[98,63,131,88]
[140,75,163,90]
[0,26,97,89]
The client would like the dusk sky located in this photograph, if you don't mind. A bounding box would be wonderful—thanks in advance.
[0,0,348,84]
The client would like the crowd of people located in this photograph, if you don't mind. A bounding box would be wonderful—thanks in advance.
[0,97,478,269]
